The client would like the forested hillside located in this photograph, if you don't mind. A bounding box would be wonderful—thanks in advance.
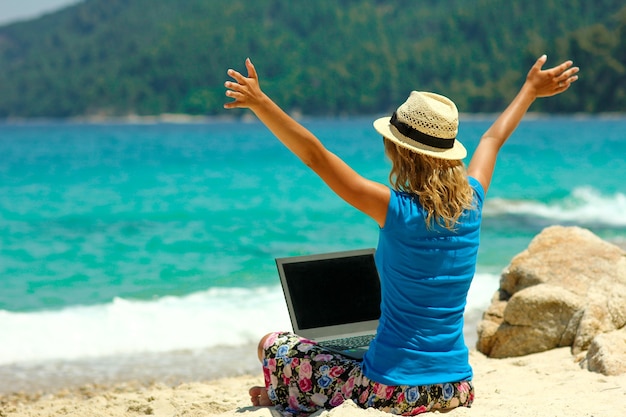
[0,0,624,118]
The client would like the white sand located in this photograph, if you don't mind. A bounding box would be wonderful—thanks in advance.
[2,348,625,417]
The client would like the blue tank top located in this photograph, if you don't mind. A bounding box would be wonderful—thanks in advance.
[362,176,484,386]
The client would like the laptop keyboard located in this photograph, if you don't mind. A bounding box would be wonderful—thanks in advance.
[319,334,375,351]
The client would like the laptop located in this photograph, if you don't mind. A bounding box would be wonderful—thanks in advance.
[275,248,381,360]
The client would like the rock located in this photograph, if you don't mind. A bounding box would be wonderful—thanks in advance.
[476,226,626,375]
[475,292,507,355]
[581,328,626,376]
[499,226,625,297]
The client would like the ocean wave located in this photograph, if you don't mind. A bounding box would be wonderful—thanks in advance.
[483,187,626,227]
[0,273,499,365]
[0,286,290,365]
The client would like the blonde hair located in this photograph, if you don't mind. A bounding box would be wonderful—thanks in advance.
[384,138,475,231]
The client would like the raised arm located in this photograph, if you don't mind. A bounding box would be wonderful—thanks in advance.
[467,55,579,193]
[224,58,390,227]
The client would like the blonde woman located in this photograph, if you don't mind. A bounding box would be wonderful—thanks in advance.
[224,55,578,415]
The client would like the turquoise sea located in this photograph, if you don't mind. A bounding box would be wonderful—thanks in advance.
[1,116,625,393]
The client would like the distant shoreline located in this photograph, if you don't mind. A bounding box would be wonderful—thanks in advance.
[1,112,626,126]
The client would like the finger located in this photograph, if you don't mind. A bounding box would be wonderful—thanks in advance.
[227,68,248,85]
[557,73,579,90]
[567,67,580,79]
[549,60,574,77]
[563,73,579,87]
[559,80,573,91]
[246,58,258,80]
[555,77,568,90]
[224,89,245,101]
[224,99,243,109]
[223,90,246,109]
[558,68,579,83]
[555,66,579,86]
[224,80,244,93]
[532,54,548,72]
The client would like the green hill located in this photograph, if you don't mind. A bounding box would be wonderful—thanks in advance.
[0,0,624,118]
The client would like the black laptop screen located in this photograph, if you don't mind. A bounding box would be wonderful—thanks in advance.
[282,253,381,330]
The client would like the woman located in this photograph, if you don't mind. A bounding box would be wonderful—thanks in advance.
[224,55,578,415]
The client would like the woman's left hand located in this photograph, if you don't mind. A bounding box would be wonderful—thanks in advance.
[224,58,265,111]
[524,55,580,98]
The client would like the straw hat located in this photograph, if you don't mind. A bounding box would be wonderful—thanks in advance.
[373,91,467,160]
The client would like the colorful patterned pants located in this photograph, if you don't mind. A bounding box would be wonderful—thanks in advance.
[261,331,474,416]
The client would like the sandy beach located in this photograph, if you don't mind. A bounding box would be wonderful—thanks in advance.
[2,347,624,417]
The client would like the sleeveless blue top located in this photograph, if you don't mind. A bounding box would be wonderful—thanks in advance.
[362,177,484,386]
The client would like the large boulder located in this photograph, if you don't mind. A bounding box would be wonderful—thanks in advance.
[476,226,626,375]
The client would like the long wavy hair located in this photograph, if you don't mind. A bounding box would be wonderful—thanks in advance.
[384,138,475,231]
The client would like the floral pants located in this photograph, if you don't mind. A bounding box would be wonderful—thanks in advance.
[261,331,474,416]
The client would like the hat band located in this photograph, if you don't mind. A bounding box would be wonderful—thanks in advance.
[390,112,455,150]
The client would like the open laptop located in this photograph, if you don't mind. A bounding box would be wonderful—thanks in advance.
[275,248,381,360]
